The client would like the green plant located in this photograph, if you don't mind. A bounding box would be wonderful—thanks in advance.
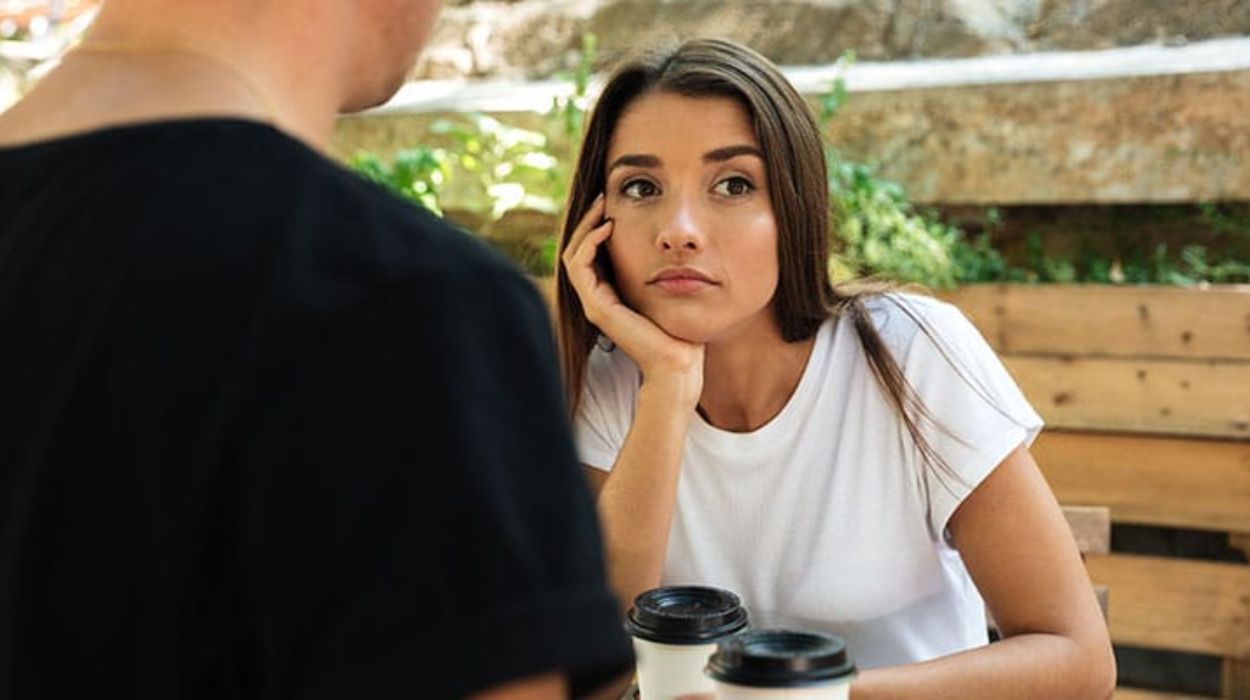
[349,110,562,275]
[820,55,1007,288]
[428,113,563,224]
[350,147,449,214]
[348,35,600,276]
[1175,244,1250,283]
[827,158,957,286]
[1199,202,1250,237]
[351,38,1247,288]
[548,32,597,154]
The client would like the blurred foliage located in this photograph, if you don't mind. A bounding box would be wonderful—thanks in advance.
[1,2,98,110]
[352,39,1249,286]
[1008,204,1250,285]
[351,147,449,214]
[820,52,1007,288]
[351,34,596,275]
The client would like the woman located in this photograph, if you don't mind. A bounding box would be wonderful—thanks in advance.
[556,38,1115,698]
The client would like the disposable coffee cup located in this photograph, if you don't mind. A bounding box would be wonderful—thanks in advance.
[625,585,749,700]
[706,629,856,699]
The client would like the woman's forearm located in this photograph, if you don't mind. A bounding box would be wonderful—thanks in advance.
[851,632,1115,700]
[596,382,695,610]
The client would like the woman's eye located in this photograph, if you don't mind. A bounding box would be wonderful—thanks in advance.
[621,179,659,199]
[713,176,754,197]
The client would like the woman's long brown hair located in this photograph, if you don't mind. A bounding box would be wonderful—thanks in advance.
[555,38,966,489]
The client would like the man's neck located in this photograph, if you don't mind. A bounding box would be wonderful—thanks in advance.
[0,5,348,151]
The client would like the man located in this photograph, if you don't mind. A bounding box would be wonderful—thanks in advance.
[0,1,631,697]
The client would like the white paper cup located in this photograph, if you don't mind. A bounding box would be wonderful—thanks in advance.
[710,677,852,700]
[706,630,856,700]
[633,637,720,699]
[625,586,749,700]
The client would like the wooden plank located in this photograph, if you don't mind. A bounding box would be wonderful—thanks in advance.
[1064,505,1112,555]
[1032,432,1250,535]
[1005,355,1250,438]
[1231,534,1250,562]
[1225,659,1250,700]
[940,285,1250,362]
[1114,689,1216,700]
[1084,553,1250,659]
[1094,584,1109,622]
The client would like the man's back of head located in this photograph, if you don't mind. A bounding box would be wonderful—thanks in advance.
[0,1,632,697]
[0,0,442,150]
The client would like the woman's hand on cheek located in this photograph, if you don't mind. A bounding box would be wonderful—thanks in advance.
[562,194,705,409]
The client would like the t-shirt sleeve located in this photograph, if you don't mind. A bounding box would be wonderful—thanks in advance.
[891,297,1044,541]
[238,266,631,698]
[573,348,635,472]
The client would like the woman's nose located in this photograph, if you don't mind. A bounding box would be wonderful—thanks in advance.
[655,199,704,252]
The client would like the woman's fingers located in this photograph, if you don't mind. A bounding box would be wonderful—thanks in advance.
[561,194,606,267]
[570,217,613,274]
[565,223,612,296]
[559,196,697,372]
[562,196,617,307]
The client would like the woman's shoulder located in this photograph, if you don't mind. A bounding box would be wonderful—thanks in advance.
[853,291,970,352]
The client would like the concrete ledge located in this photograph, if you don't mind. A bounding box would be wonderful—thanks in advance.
[334,38,1250,205]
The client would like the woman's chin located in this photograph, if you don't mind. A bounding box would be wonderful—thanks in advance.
[650,315,719,344]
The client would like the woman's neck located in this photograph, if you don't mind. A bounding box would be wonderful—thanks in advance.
[697,317,819,432]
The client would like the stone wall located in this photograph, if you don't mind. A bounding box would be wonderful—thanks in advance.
[417,0,1250,80]
[824,68,1250,205]
[336,40,1250,205]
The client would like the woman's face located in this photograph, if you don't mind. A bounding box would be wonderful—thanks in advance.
[603,91,780,345]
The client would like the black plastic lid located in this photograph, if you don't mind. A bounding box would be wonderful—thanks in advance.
[624,586,749,645]
[706,629,856,688]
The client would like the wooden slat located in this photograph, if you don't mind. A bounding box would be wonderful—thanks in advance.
[1064,505,1112,555]
[1084,554,1250,659]
[941,284,1250,361]
[1005,355,1250,438]
[1231,534,1250,562]
[1114,689,1216,700]
[1033,431,1250,534]
[1225,659,1250,700]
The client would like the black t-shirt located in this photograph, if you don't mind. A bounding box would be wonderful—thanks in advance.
[0,119,630,698]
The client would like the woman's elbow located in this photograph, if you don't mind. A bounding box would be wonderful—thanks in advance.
[1095,650,1117,699]
[1077,631,1117,700]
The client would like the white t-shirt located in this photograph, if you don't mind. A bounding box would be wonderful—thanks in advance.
[575,293,1043,669]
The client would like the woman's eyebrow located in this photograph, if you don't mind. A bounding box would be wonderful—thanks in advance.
[606,145,762,175]
[703,145,764,163]
[606,154,660,175]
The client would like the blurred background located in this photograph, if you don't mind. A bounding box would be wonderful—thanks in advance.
[4,2,1249,698]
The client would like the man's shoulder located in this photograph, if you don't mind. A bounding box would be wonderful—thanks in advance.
[142,120,526,295]
[4,118,536,325]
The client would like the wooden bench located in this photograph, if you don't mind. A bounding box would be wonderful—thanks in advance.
[1065,505,1112,619]
[944,284,1250,700]
[1040,432,1250,700]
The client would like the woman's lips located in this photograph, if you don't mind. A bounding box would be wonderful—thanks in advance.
[648,267,718,294]
[652,277,715,293]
